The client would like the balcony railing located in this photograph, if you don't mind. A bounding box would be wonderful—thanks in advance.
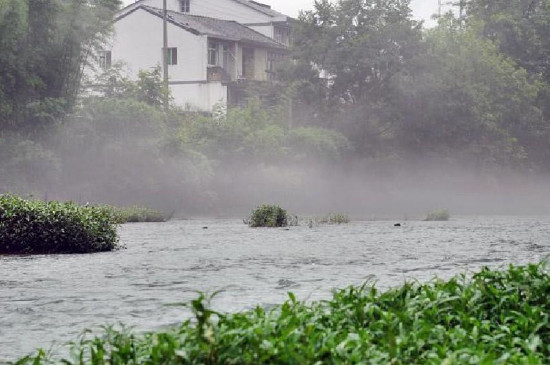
[207,66,231,83]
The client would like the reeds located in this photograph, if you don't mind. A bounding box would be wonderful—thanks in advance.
[425,209,451,221]
[107,205,168,223]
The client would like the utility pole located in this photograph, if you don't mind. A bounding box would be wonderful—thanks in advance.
[162,0,169,115]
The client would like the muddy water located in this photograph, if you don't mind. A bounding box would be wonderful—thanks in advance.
[1,216,549,360]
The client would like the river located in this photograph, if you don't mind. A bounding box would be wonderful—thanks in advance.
[1,216,549,361]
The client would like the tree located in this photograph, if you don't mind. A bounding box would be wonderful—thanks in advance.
[394,16,543,168]
[0,0,121,133]
[290,0,423,157]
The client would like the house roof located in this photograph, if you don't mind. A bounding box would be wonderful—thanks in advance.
[127,6,287,50]
[119,0,288,22]
[230,0,287,20]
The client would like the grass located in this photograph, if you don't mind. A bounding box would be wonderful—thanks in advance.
[245,204,296,227]
[108,205,168,223]
[0,194,119,254]
[309,213,350,226]
[424,209,451,221]
[15,262,550,364]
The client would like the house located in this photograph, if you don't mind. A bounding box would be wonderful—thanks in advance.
[94,1,291,111]
[120,0,292,46]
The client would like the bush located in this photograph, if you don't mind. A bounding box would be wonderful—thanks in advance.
[424,209,450,221]
[245,204,292,227]
[17,263,550,364]
[108,205,167,223]
[0,194,119,254]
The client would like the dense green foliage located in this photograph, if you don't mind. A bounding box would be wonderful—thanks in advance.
[0,0,120,133]
[177,100,350,164]
[0,194,119,254]
[424,209,451,221]
[1,0,550,212]
[16,263,550,364]
[285,0,550,169]
[245,204,292,227]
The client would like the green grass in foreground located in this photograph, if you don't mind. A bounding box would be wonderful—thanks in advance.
[0,194,119,254]
[15,262,550,364]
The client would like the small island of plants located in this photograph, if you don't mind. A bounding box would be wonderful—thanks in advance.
[16,262,550,364]
[0,194,119,254]
[245,204,297,227]
[108,205,168,223]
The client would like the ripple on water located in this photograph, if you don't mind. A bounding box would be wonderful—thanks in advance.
[1,216,550,360]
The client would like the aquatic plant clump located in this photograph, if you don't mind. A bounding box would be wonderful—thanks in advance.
[17,262,550,364]
[245,204,294,227]
[108,205,167,223]
[319,213,350,224]
[425,208,450,221]
[0,194,119,254]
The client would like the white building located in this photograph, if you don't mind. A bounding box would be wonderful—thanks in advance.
[120,0,292,46]
[96,1,290,111]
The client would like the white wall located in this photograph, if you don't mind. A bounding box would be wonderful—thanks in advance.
[113,8,207,81]
[248,24,274,39]
[100,7,228,111]
[171,83,227,110]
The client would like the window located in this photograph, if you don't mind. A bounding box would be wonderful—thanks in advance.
[98,50,111,68]
[274,27,290,45]
[164,47,177,65]
[267,52,284,80]
[180,0,190,13]
[208,41,218,66]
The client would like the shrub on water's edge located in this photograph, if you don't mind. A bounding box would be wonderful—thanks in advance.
[245,204,295,227]
[424,209,450,221]
[0,194,119,254]
[16,262,550,364]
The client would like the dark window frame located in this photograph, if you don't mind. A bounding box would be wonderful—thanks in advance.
[98,50,112,68]
[180,0,190,13]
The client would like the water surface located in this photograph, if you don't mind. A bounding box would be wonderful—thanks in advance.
[1,216,549,360]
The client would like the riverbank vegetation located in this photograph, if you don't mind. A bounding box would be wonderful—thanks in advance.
[425,209,451,221]
[0,0,549,214]
[0,195,119,254]
[17,262,550,363]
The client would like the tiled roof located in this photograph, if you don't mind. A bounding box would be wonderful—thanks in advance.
[118,0,289,22]
[135,6,287,49]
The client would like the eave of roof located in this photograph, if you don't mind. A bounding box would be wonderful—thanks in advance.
[117,5,287,50]
[118,0,290,21]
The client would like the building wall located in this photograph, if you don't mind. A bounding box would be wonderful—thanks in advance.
[253,48,268,81]
[248,24,274,39]
[113,8,207,81]
[108,7,230,110]
[170,83,227,110]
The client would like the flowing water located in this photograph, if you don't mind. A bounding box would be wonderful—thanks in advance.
[1,216,549,361]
